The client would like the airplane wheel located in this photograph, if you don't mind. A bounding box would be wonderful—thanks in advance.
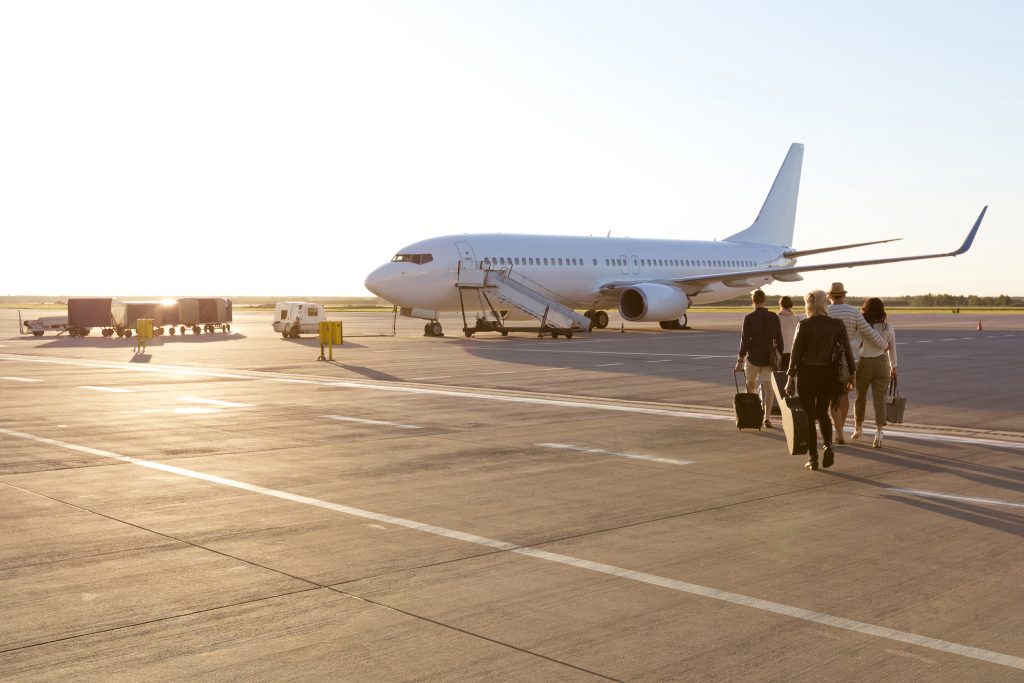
[464,329,473,338]
[424,323,432,335]
[595,311,609,329]
[430,322,443,337]
[566,332,573,339]
[169,327,176,335]
[125,330,132,337]
[33,331,43,337]
[180,326,186,335]
[551,331,560,339]
[282,332,289,339]
[500,330,509,336]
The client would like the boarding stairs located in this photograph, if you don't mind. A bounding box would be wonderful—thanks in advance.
[456,265,592,337]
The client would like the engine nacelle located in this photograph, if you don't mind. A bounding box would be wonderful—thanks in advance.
[618,284,690,322]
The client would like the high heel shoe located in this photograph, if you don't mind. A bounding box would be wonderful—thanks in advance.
[804,454,819,471]
[822,445,835,469]
[851,424,862,440]
[873,431,883,449]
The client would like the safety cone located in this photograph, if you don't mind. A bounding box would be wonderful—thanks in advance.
[977,320,983,331]
[620,323,625,333]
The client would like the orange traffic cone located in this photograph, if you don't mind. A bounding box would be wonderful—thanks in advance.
[977,320,983,331]
[620,322,625,333]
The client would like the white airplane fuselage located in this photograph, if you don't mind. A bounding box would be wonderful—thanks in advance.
[365,233,790,315]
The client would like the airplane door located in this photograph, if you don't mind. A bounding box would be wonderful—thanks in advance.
[620,255,629,275]
[455,241,477,268]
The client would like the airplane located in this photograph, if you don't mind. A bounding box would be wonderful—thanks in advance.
[364,143,985,337]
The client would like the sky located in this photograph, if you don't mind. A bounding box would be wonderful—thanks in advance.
[2,1,1020,298]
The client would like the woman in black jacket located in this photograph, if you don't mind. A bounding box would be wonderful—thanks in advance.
[785,289,856,470]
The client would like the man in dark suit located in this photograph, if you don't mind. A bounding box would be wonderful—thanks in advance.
[734,289,784,428]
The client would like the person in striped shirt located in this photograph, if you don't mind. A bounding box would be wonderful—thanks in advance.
[826,282,888,443]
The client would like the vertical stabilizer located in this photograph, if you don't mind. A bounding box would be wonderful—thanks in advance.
[726,143,803,246]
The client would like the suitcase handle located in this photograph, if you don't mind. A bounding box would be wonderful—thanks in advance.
[733,369,744,394]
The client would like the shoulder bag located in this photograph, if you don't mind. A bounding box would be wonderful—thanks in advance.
[886,377,906,423]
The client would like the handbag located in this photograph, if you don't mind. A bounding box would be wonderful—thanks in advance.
[831,325,851,386]
[886,377,906,423]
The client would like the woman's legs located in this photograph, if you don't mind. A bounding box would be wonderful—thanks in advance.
[870,357,891,429]
[854,357,871,430]
[798,365,834,466]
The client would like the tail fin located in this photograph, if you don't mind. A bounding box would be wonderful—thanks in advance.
[726,143,803,246]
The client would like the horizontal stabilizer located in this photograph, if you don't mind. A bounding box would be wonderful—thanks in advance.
[783,238,902,259]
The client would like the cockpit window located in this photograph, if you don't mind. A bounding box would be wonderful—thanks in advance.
[391,253,433,265]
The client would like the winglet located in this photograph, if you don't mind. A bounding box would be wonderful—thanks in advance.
[951,206,986,256]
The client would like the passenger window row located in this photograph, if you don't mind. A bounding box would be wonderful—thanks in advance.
[482,256,759,268]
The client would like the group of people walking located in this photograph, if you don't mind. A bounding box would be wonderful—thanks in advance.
[734,283,898,471]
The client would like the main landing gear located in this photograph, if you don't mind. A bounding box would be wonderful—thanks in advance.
[424,321,444,337]
[584,310,610,329]
[659,314,689,330]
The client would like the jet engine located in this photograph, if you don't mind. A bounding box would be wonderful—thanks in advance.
[618,284,690,322]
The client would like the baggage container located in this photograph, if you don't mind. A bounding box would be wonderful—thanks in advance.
[176,297,232,334]
[68,298,113,334]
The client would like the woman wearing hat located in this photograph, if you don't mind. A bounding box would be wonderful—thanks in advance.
[785,289,856,470]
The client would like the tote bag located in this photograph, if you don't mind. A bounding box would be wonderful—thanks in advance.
[886,378,906,423]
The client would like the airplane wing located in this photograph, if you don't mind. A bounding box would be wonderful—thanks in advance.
[782,237,901,258]
[598,206,986,298]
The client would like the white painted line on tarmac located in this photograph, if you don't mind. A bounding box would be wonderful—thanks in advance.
[79,385,134,393]
[942,338,956,342]
[478,348,733,359]
[887,488,1024,509]
[325,415,421,429]
[886,430,1024,451]
[0,376,42,382]
[1,425,1022,672]
[538,442,693,465]
[177,396,253,408]
[595,363,624,367]
[646,359,673,363]
[918,340,932,343]
[411,375,451,381]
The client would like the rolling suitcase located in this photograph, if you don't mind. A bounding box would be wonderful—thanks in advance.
[733,371,763,430]
[770,372,808,455]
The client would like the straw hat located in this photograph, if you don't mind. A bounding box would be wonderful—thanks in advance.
[828,282,848,297]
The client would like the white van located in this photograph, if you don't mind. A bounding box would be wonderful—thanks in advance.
[272,301,326,338]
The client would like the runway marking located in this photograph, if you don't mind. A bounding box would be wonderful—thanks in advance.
[0,376,42,382]
[477,348,733,359]
[918,341,932,343]
[4,354,1023,452]
[595,363,624,367]
[942,338,957,342]
[177,396,253,408]
[885,430,1024,451]
[325,415,421,429]
[1,426,1022,672]
[411,375,451,381]
[887,488,1024,509]
[78,385,134,393]
[645,359,673,364]
[538,442,693,465]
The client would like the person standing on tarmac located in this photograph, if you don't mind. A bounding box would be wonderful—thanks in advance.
[785,290,856,471]
[777,295,802,370]
[734,289,784,429]
[826,282,887,443]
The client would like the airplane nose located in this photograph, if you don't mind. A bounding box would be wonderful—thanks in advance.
[364,263,400,301]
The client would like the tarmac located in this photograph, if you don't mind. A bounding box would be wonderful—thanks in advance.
[2,307,1023,681]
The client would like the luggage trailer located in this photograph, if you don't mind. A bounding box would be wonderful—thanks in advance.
[23,298,233,338]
